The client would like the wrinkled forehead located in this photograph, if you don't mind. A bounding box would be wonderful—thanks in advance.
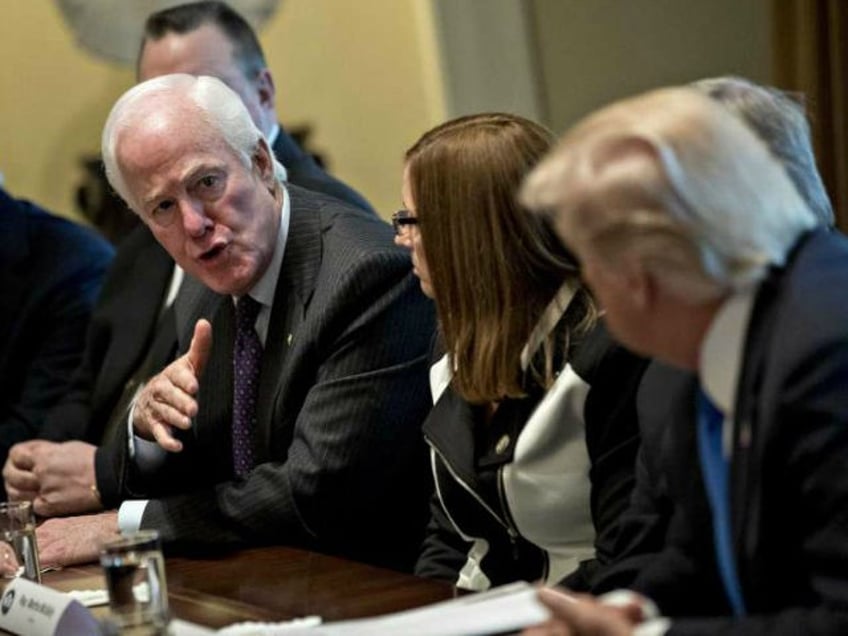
[115,119,235,199]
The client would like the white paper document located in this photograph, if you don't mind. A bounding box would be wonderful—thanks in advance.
[210,581,550,636]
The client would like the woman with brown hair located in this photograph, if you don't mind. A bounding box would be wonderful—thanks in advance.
[395,113,647,591]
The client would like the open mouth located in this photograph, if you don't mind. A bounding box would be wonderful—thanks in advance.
[199,243,227,262]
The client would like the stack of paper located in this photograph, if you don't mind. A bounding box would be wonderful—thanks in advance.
[211,581,549,636]
[69,580,550,636]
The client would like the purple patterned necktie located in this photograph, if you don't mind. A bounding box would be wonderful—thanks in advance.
[232,295,263,478]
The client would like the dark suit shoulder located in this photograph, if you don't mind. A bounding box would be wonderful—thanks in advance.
[96,225,171,305]
[571,319,649,394]
[8,196,114,278]
[273,129,374,214]
[746,228,848,420]
[289,183,404,268]
[764,229,848,347]
[0,191,113,467]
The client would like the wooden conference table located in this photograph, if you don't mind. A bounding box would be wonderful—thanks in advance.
[40,546,455,629]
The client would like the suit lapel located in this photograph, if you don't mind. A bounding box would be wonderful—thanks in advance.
[730,263,783,582]
[272,129,314,176]
[189,184,323,469]
[192,294,236,475]
[174,273,222,353]
[254,186,322,462]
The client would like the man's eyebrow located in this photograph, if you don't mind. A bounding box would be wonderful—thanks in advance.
[139,160,227,209]
[141,190,169,211]
[184,163,225,184]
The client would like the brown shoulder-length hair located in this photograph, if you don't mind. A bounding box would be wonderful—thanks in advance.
[405,112,596,404]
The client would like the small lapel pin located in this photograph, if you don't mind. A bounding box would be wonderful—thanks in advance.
[738,421,752,449]
[286,333,293,346]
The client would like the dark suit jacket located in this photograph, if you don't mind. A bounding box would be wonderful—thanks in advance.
[122,186,435,571]
[611,228,848,635]
[272,128,374,214]
[40,225,173,445]
[0,188,113,481]
[38,126,374,504]
[38,225,177,506]
[590,362,710,597]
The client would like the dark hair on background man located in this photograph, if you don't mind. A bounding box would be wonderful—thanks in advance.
[140,1,267,79]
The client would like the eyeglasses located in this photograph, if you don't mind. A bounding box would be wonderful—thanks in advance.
[391,209,419,237]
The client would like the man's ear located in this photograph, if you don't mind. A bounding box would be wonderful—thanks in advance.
[593,136,659,177]
[623,260,656,314]
[256,68,276,112]
[252,139,276,192]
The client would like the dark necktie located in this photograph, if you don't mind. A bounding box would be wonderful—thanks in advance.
[232,296,263,478]
[696,388,747,616]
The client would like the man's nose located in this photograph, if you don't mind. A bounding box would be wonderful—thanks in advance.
[180,200,212,237]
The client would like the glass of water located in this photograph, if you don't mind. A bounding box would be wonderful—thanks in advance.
[100,530,169,635]
[0,501,40,583]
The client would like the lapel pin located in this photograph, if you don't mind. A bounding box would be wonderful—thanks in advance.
[738,421,752,449]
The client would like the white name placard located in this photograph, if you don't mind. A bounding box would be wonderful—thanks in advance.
[0,577,99,635]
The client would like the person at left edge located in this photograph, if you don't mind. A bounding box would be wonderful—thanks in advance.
[34,73,435,572]
[0,187,113,489]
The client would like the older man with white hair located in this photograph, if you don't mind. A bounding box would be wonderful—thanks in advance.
[3,0,375,522]
[519,87,848,635]
[34,74,435,572]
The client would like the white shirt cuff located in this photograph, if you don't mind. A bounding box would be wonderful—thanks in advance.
[598,590,668,635]
[127,401,168,469]
[118,500,149,533]
[127,390,141,458]
[598,589,661,621]
[634,618,671,636]
[132,435,168,469]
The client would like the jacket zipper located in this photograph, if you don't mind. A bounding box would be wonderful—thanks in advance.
[496,465,552,581]
[496,465,523,561]
[425,435,515,538]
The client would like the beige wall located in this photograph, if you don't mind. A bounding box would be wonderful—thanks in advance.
[0,3,132,221]
[267,0,444,217]
[429,0,543,120]
[530,0,773,133]
[0,1,443,222]
[0,1,775,223]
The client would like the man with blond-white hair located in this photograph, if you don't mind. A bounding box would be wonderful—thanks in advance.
[588,74,836,597]
[519,87,848,634]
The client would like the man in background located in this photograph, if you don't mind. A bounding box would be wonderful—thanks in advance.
[137,0,372,211]
[4,1,373,514]
[0,187,112,486]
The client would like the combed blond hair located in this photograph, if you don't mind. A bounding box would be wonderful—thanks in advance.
[521,87,816,304]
